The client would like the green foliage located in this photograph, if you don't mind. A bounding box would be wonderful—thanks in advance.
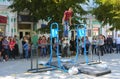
[93,0,120,30]
[9,0,87,33]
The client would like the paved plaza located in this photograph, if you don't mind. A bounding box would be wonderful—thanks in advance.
[0,53,120,79]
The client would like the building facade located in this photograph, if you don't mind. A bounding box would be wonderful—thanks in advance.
[0,0,17,36]
[0,0,36,39]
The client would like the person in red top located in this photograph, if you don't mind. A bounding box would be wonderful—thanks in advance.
[62,7,73,37]
[9,37,16,59]
[40,35,47,57]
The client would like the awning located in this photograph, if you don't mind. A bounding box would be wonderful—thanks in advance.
[0,15,7,24]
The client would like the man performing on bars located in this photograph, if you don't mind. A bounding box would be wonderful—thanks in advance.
[62,7,73,37]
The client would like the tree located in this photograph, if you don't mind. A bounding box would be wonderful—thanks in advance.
[93,0,120,30]
[9,0,87,33]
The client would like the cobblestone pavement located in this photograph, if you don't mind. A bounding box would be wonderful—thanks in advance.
[0,53,120,79]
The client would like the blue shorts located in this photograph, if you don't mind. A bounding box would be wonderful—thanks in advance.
[63,21,69,37]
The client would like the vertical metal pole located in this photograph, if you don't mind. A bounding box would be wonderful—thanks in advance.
[55,24,61,68]
[49,34,52,64]
[48,22,58,65]
[75,25,79,63]
[57,34,60,67]
[84,24,89,64]
[48,24,53,64]
[48,22,66,71]
[36,46,38,72]
[30,45,33,70]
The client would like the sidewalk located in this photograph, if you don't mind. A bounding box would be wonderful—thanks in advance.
[0,53,120,79]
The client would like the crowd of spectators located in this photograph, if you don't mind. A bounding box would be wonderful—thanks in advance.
[0,34,120,62]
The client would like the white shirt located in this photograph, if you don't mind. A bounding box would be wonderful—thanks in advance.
[116,37,120,44]
[97,39,104,46]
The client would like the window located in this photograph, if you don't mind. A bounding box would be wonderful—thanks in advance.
[14,18,16,22]
[11,18,13,22]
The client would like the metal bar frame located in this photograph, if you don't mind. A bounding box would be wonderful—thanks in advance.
[75,24,89,64]
[46,22,67,72]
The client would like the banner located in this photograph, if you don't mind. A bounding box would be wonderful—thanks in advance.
[0,15,7,24]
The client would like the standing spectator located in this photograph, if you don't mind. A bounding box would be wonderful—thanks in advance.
[31,32,38,47]
[38,36,42,45]
[116,34,120,53]
[18,38,23,58]
[113,39,116,52]
[2,36,9,61]
[14,35,19,56]
[81,37,84,55]
[52,38,58,56]
[22,36,27,58]
[81,36,90,55]
[26,35,31,58]
[31,32,38,57]
[26,34,31,44]
[107,35,113,53]
[8,36,11,42]
[70,37,75,55]
[78,38,82,55]
[23,39,29,59]
[62,38,68,57]
[85,36,90,55]
[38,36,42,55]
[97,35,104,56]
[0,36,3,61]
[58,37,62,56]
[92,37,97,54]
[47,37,50,55]
[103,36,107,54]
[40,36,47,57]
[9,37,16,59]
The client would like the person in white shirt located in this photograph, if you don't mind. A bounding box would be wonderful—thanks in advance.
[92,37,97,54]
[97,34,104,56]
[116,34,120,53]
